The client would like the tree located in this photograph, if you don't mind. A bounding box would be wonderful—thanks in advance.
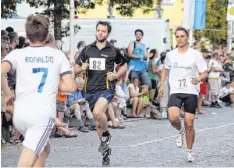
[1,0,18,18]
[194,0,228,45]
[2,0,162,48]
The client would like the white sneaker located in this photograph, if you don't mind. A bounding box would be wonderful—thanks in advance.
[176,128,184,148]
[187,151,195,162]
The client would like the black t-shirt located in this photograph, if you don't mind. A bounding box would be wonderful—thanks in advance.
[76,41,127,92]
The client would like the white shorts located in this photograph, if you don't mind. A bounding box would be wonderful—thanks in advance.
[13,115,54,157]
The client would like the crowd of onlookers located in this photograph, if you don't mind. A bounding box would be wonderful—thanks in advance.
[1,27,234,146]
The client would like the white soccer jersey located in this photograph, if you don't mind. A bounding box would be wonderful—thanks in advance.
[165,48,207,95]
[2,46,72,119]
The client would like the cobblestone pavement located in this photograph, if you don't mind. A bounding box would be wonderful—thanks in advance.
[2,106,234,167]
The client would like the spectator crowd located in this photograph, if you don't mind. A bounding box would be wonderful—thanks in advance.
[1,26,234,146]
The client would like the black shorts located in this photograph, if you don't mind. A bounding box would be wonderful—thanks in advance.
[168,93,198,114]
[84,90,115,111]
[220,95,231,103]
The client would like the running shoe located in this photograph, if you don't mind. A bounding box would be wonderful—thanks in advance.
[176,127,184,148]
[187,151,195,162]
[98,134,112,153]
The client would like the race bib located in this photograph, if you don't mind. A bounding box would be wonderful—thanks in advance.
[89,58,105,70]
[170,77,193,89]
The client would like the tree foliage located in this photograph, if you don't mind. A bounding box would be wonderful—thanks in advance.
[194,0,228,44]
[1,0,18,18]
[2,0,162,48]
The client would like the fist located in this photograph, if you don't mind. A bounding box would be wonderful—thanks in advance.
[107,72,117,81]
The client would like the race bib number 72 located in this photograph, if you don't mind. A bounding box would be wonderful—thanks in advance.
[89,58,105,70]
[170,77,192,89]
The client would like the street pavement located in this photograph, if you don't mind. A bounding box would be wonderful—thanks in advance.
[1,106,234,167]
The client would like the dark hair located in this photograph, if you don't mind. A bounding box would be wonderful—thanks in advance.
[149,49,157,60]
[96,21,112,33]
[5,27,14,33]
[175,26,189,36]
[160,51,167,64]
[135,29,144,36]
[26,15,50,43]
[225,82,231,86]
[8,32,18,44]
[77,41,86,49]
[150,49,157,54]
[132,77,139,82]
[232,47,234,51]
[1,30,8,36]
[16,36,26,49]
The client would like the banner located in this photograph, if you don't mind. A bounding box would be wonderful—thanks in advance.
[193,0,207,29]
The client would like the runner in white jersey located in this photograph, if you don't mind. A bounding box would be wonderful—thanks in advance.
[1,15,76,167]
[159,27,207,162]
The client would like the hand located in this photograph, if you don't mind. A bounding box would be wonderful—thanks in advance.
[191,77,201,85]
[107,72,117,81]
[129,65,135,71]
[4,94,15,112]
[158,86,164,97]
[80,60,89,71]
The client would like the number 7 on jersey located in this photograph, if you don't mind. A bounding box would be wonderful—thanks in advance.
[32,68,48,93]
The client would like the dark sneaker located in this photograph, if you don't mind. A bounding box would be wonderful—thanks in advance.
[210,102,216,108]
[89,126,97,131]
[102,147,111,166]
[98,134,112,153]
[78,126,89,133]
[215,102,222,108]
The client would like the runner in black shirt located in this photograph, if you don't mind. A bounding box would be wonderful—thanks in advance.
[75,21,127,166]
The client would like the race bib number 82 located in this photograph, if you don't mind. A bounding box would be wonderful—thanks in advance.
[89,58,105,70]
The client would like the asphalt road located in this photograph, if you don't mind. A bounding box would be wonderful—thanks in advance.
[2,106,234,167]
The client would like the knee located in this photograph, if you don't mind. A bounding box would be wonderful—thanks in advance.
[185,121,194,131]
[93,110,100,121]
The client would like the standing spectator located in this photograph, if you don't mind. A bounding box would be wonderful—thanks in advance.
[5,27,14,33]
[208,52,223,108]
[158,52,169,119]
[8,32,19,52]
[128,29,151,94]
[147,49,160,101]
[197,49,209,114]
[16,36,26,49]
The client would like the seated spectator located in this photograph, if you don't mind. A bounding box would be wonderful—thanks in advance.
[219,82,234,107]
[106,103,125,129]
[112,79,127,121]
[139,91,151,118]
[67,77,96,132]
[128,77,143,117]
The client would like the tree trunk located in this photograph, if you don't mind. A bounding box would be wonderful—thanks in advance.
[54,0,63,49]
